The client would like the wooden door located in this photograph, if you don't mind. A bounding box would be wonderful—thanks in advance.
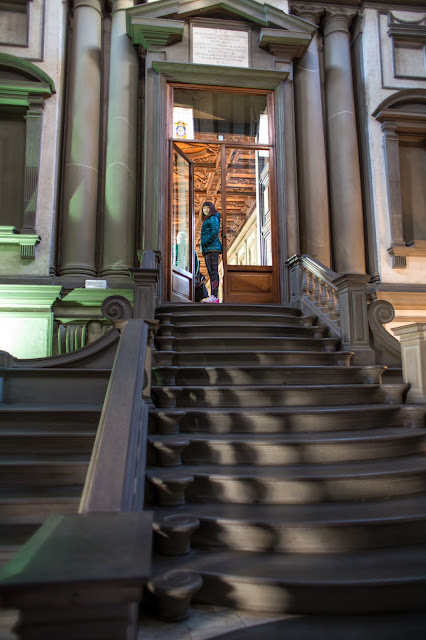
[222,145,277,303]
[170,143,195,302]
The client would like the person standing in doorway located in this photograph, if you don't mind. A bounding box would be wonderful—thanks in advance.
[200,201,222,303]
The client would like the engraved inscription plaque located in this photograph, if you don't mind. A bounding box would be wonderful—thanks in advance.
[192,27,249,68]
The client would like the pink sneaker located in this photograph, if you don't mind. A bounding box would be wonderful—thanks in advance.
[202,295,220,303]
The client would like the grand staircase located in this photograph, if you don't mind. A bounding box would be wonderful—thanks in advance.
[147,304,426,616]
[0,359,110,569]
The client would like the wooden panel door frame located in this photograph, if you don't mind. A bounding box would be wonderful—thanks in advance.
[168,142,195,302]
[167,84,279,303]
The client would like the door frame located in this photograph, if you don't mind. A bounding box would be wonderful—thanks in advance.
[167,142,195,302]
[166,83,280,303]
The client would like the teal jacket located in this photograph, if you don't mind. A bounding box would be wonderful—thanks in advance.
[201,212,222,255]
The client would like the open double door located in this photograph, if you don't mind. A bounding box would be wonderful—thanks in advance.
[168,86,278,304]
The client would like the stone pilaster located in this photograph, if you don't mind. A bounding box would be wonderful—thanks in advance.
[323,9,366,274]
[101,0,139,277]
[22,98,44,233]
[60,0,103,277]
[293,6,331,267]
[393,323,426,403]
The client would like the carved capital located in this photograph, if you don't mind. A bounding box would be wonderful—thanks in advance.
[323,9,358,37]
[292,6,324,27]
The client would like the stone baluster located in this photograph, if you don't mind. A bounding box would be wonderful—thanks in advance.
[101,0,139,277]
[323,9,366,275]
[60,0,103,277]
[293,6,331,267]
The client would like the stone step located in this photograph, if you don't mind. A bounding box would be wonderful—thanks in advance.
[0,405,102,431]
[206,614,426,640]
[154,350,353,368]
[149,404,424,435]
[148,427,426,466]
[151,384,406,409]
[152,495,426,553]
[0,431,96,455]
[150,545,426,614]
[153,365,385,387]
[0,490,81,520]
[147,456,426,504]
[1,369,109,405]
[170,324,327,339]
[157,304,302,317]
[0,456,89,486]
[156,336,340,353]
[159,313,316,327]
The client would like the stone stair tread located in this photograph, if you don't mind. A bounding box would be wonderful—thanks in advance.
[0,486,82,499]
[152,383,381,391]
[147,455,426,479]
[158,304,302,314]
[152,545,426,583]
[0,430,95,436]
[152,495,426,525]
[0,454,91,464]
[0,404,103,412]
[149,427,426,445]
[151,404,402,415]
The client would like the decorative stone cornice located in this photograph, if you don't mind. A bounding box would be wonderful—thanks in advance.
[127,0,316,34]
[0,284,62,310]
[0,227,40,260]
[152,61,289,88]
[259,29,312,60]
[128,16,185,50]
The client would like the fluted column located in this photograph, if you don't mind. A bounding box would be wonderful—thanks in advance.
[102,0,138,277]
[293,6,331,267]
[323,9,366,274]
[60,0,103,277]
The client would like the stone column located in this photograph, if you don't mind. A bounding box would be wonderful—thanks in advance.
[102,0,138,277]
[323,9,366,274]
[60,0,103,277]
[293,7,331,267]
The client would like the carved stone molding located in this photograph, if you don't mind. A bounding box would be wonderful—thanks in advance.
[291,5,324,27]
[259,29,312,60]
[323,9,358,37]
[101,295,133,323]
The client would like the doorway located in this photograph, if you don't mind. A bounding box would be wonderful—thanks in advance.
[168,85,278,303]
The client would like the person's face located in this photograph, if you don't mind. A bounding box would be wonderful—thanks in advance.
[203,204,210,216]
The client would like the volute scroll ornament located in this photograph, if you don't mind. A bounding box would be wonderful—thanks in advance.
[101,295,133,323]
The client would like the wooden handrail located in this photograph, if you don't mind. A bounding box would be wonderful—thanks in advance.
[79,319,150,513]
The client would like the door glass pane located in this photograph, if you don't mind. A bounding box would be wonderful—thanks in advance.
[172,148,191,273]
[174,142,222,277]
[226,148,272,266]
[173,89,269,144]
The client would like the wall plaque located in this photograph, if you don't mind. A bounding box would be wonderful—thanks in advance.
[192,27,249,68]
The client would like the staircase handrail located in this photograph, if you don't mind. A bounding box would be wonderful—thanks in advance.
[287,254,401,366]
[79,319,150,513]
[286,254,341,338]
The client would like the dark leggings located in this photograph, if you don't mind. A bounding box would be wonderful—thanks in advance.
[204,251,220,297]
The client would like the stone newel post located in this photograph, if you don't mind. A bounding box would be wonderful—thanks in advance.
[393,324,426,404]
